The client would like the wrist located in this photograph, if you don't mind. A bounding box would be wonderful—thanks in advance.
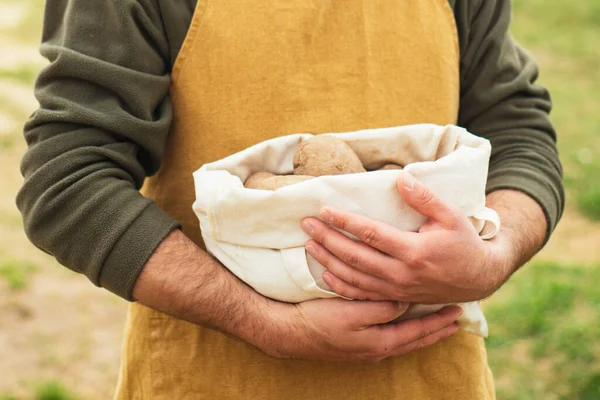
[483,229,519,292]
[481,189,547,293]
[241,299,299,358]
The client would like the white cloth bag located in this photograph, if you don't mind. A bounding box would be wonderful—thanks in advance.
[192,124,500,337]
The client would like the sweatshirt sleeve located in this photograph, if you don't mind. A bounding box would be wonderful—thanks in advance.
[454,0,565,242]
[16,0,181,300]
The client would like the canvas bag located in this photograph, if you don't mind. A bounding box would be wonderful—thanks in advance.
[192,124,500,337]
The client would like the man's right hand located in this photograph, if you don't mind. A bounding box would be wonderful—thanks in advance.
[258,298,462,362]
[133,229,461,363]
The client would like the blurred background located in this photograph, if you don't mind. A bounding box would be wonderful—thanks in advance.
[0,1,598,399]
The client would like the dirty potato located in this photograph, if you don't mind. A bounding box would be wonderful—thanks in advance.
[244,171,275,188]
[257,175,315,190]
[293,136,366,176]
[377,163,404,171]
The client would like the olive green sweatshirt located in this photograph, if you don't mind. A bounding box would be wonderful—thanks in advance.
[16,0,565,300]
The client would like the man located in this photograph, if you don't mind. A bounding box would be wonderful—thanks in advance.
[17,0,564,398]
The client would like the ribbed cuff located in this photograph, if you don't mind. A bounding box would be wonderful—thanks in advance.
[100,202,181,301]
[486,168,564,246]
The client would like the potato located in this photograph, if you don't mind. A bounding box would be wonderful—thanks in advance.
[293,135,366,177]
[244,172,275,189]
[257,175,314,190]
[378,163,403,171]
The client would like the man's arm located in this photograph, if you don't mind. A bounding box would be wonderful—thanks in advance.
[131,229,267,341]
[18,0,461,360]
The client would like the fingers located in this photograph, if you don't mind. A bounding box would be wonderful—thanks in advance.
[305,239,403,300]
[302,211,413,263]
[389,322,460,357]
[397,171,464,229]
[323,271,391,302]
[322,269,396,302]
[374,305,463,354]
[291,299,462,362]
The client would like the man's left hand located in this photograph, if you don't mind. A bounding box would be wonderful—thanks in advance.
[301,172,518,304]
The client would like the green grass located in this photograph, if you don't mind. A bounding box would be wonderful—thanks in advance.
[0,380,77,400]
[0,66,39,85]
[576,183,600,220]
[511,0,600,220]
[34,381,75,400]
[485,261,600,400]
[512,0,600,63]
[0,135,16,150]
[0,259,38,289]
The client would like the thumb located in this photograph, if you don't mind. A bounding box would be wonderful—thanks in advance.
[397,171,460,228]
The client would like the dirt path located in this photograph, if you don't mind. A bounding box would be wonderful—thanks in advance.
[0,144,127,400]
[0,3,127,399]
[537,206,600,265]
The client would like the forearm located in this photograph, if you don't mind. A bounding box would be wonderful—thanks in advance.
[132,229,285,347]
[484,189,547,286]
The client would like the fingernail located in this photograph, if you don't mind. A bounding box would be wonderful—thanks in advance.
[403,172,415,190]
[306,243,317,256]
[301,219,314,235]
[320,208,334,223]
[322,273,332,286]
[397,302,406,310]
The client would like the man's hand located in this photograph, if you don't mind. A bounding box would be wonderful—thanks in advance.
[265,299,462,362]
[300,172,547,304]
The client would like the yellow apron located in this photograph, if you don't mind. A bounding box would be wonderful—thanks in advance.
[115,0,495,398]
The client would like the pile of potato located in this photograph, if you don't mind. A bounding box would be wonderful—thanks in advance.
[244,136,403,190]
